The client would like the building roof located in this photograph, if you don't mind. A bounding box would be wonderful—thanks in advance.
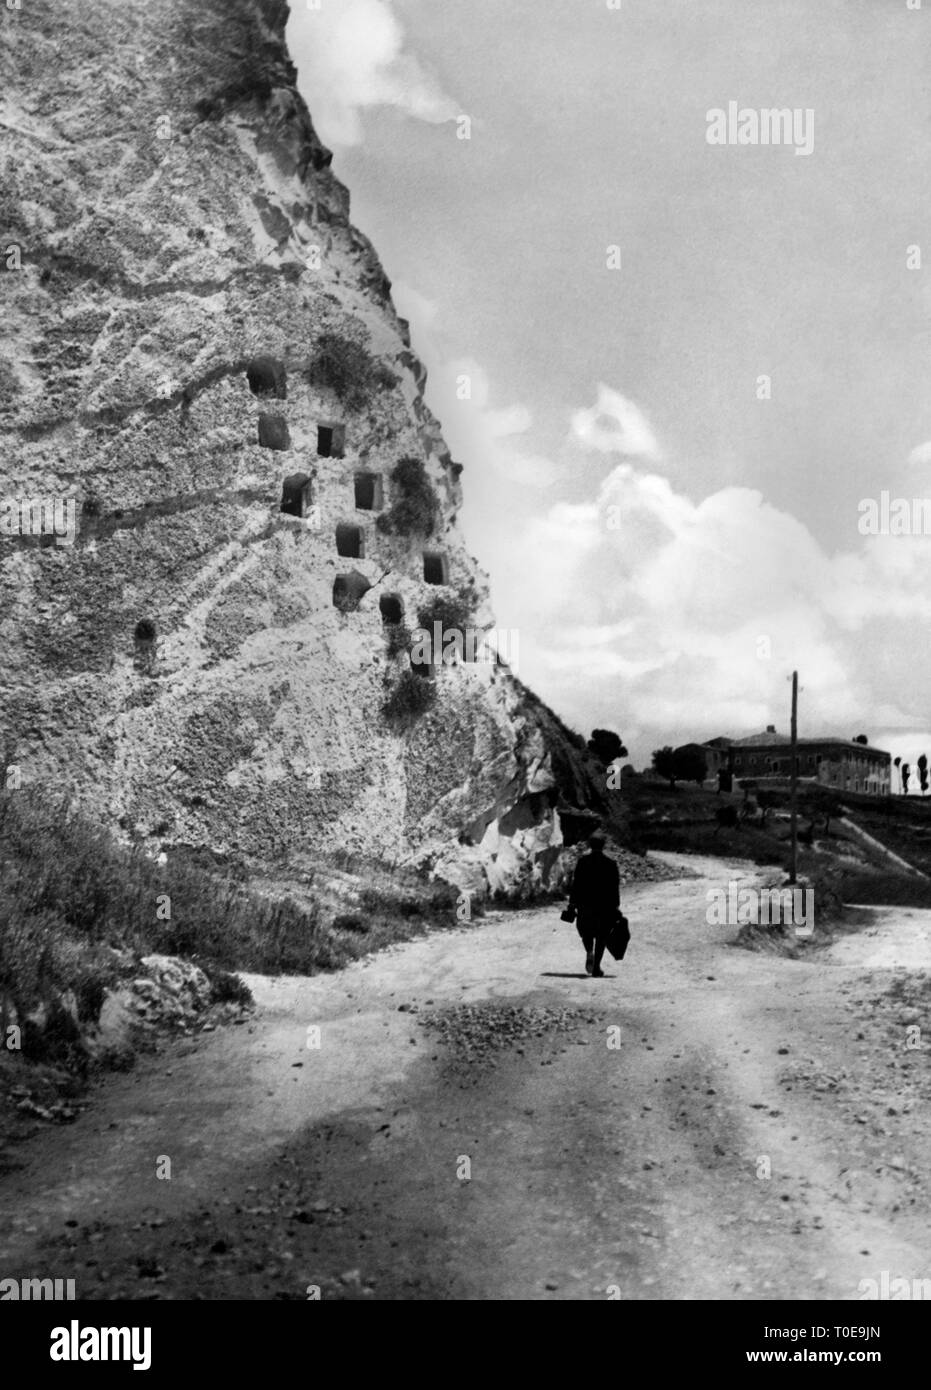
[706,731,890,757]
[796,738,889,757]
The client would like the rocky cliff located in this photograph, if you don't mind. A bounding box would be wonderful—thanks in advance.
[0,0,628,899]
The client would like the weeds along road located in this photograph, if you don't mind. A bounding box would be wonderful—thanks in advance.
[0,853,929,1300]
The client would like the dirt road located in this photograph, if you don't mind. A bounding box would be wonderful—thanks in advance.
[1,853,929,1300]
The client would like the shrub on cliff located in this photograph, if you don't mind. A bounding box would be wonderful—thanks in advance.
[416,592,473,636]
[376,457,438,539]
[381,668,437,729]
[308,332,394,412]
[383,620,412,658]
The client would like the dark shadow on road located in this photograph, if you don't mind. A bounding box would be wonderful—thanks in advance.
[540,972,599,979]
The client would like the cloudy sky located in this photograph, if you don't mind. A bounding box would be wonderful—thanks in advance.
[287,0,931,773]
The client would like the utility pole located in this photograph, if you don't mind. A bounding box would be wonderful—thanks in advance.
[789,669,798,885]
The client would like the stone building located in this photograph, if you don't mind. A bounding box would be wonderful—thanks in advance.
[697,726,891,796]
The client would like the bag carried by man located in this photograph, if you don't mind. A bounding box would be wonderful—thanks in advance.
[560,904,631,960]
[605,910,631,961]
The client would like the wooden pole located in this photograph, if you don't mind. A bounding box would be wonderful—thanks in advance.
[789,669,798,885]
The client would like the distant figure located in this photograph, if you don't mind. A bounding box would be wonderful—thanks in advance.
[568,831,620,978]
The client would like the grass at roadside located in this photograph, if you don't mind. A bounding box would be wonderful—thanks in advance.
[0,788,458,1069]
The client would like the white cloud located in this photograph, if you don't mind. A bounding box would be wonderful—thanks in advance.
[393,282,440,337]
[385,301,931,764]
[570,384,661,461]
[500,430,931,762]
[429,367,931,757]
[436,356,559,491]
[907,440,931,466]
[287,0,459,146]
[391,293,561,497]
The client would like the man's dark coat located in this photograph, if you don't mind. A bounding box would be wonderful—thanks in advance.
[569,850,620,938]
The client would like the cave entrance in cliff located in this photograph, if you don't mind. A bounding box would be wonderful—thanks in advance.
[133,618,157,673]
[379,594,403,625]
[317,423,346,459]
[409,646,435,679]
[333,572,371,613]
[280,473,313,519]
[246,356,287,400]
[354,472,383,511]
[422,550,448,585]
[336,523,364,559]
[258,413,291,450]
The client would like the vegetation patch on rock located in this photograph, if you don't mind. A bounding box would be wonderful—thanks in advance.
[307,332,394,412]
[382,668,437,729]
[376,457,439,539]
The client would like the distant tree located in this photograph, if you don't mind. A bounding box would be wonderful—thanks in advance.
[805,787,842,835]
[919,754,929,797]
[652,746,678,788]
[675,747,708,786]
[853,734,868,745]
[894,755,901,794]
[587,729,628,766]
[903,763,911,795]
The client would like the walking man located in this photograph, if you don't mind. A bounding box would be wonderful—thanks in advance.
[568,831,620,977]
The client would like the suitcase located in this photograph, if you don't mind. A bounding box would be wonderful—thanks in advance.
[605,911,631,961]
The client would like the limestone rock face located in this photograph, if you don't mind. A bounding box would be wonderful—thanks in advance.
[0,0,626,896]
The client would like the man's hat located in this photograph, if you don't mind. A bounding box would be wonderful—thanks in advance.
[588,830,607,848]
